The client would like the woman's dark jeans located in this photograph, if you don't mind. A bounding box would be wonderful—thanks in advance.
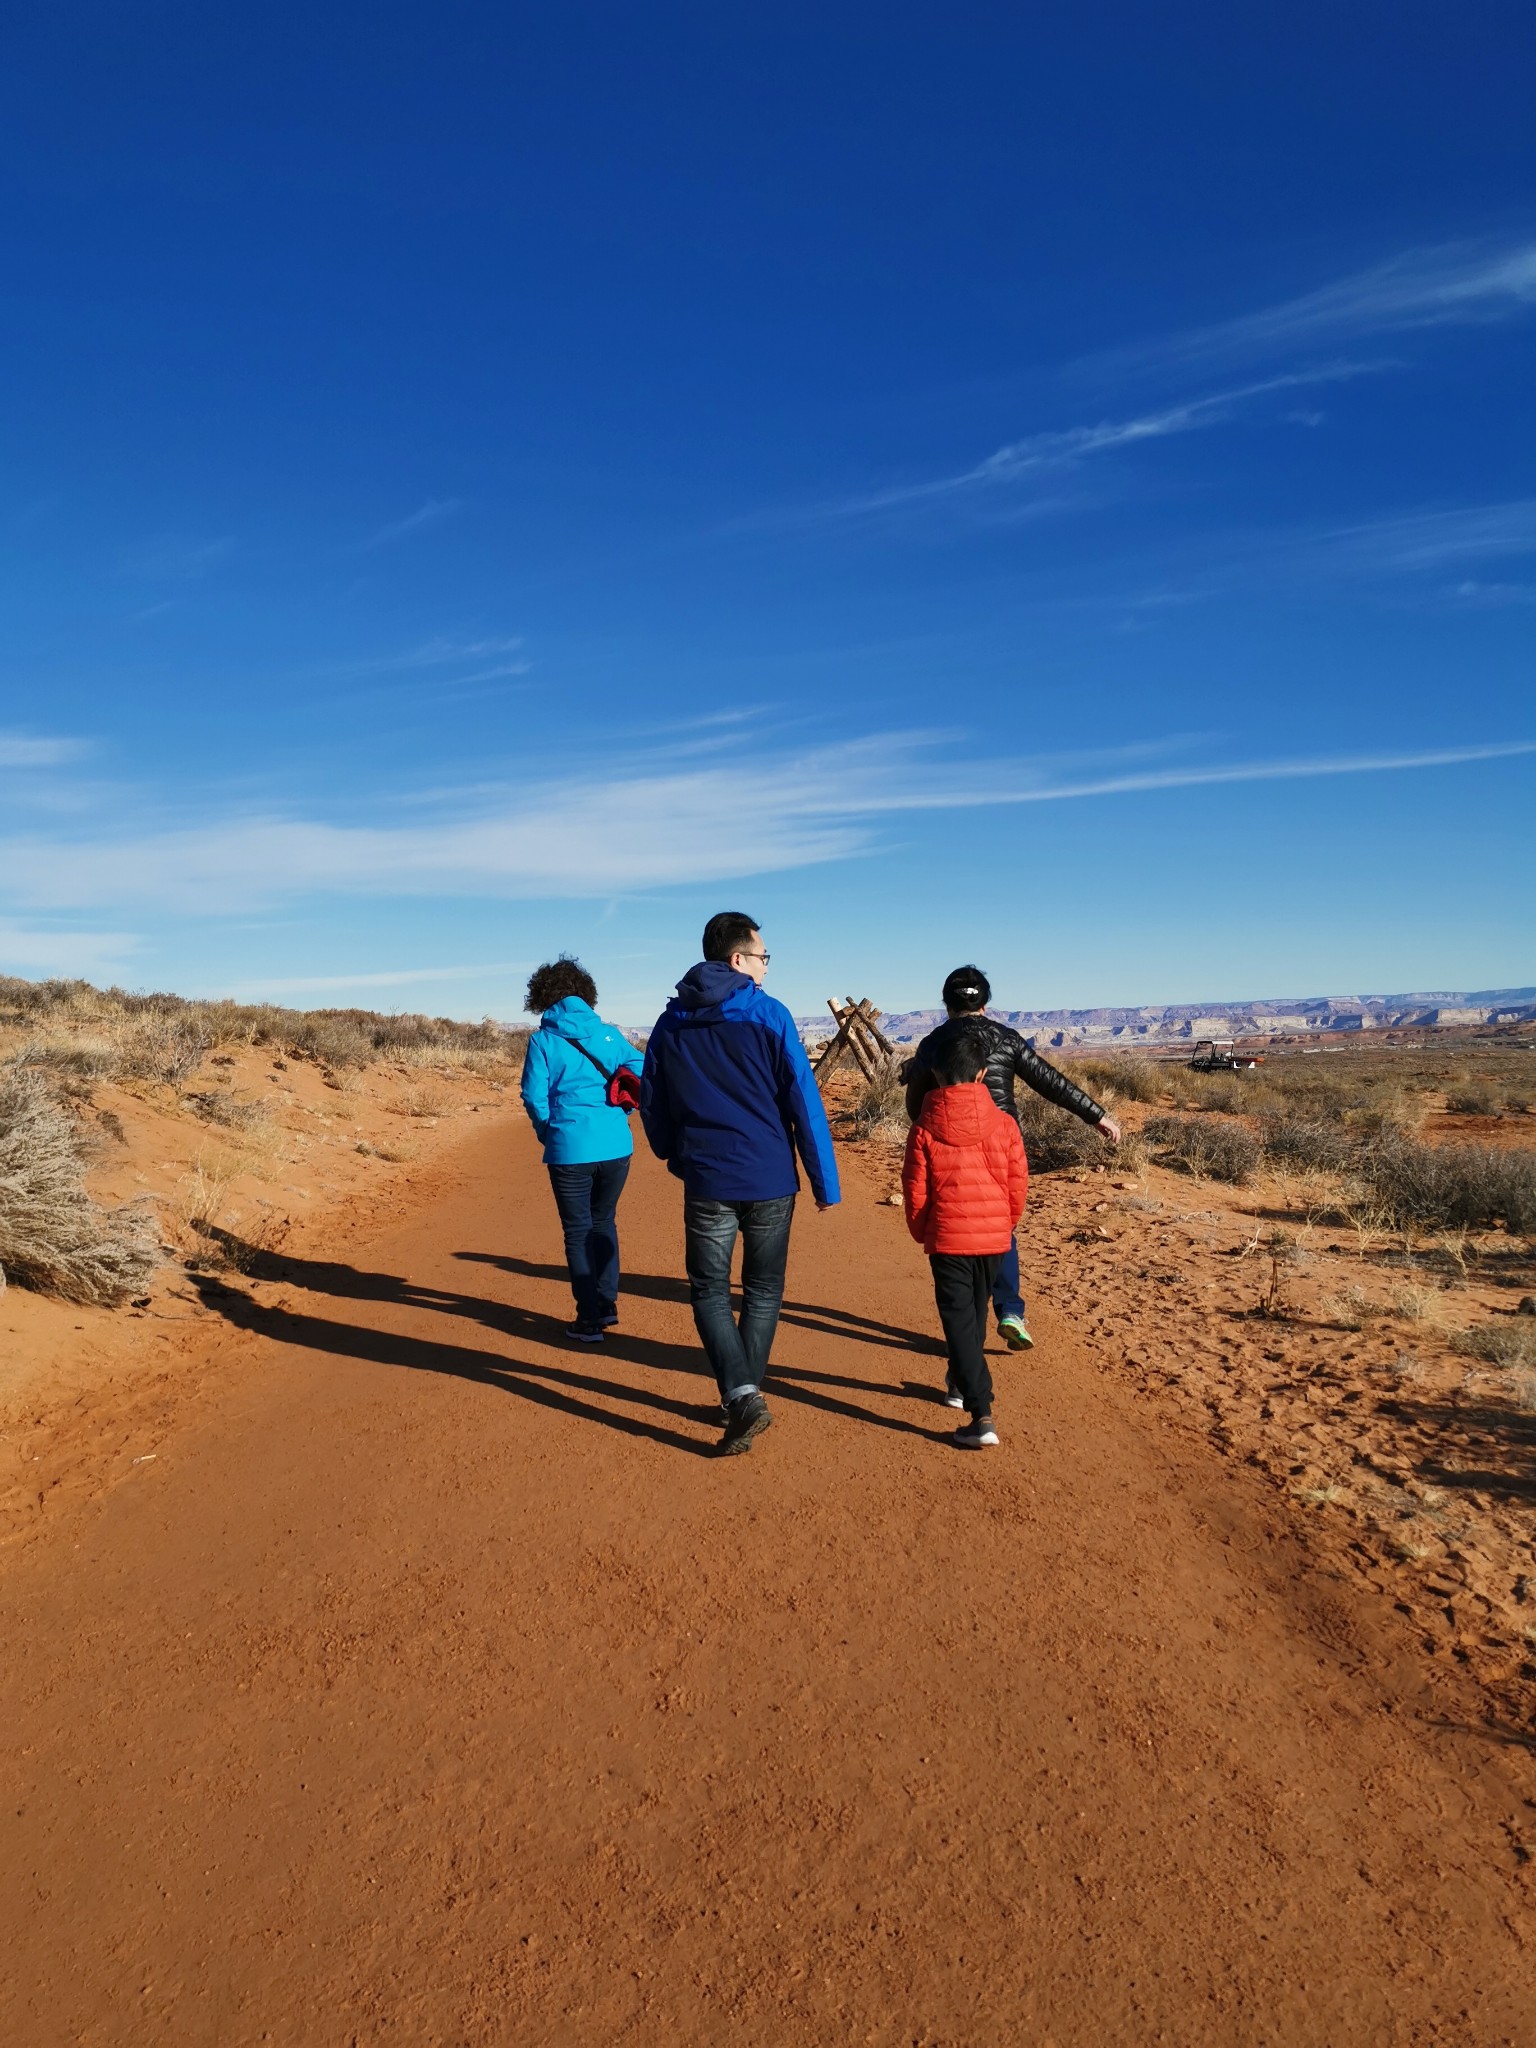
[992,1233,1027,1325]
[546,1157,631,1326]
[683,1193,796,1403]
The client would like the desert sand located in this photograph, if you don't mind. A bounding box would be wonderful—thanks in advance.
[2,1100,1533,2045]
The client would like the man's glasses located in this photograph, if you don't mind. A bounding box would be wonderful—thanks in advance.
[739,950,771,965]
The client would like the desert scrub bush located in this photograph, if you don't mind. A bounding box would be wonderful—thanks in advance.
[396,1084,451,1119]
[1450,1319,1536,1367]
[851,1063,908,1144]
[13,1038,121,1092]
[1072,1056,1164,1104]
[1360,1136,1536,1235]
[1016,1093,1114,1173]
[0,1069,158,1304]
[1143,1113,1260,1184]
[1260,1115,1356,1172]
[115,1012,212,1087]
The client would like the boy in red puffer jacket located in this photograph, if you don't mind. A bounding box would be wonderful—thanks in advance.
[902,1029,1028,1448]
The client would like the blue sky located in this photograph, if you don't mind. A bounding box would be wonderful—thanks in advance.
[2,4,1532,1023]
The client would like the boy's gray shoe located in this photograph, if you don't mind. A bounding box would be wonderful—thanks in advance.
[954,1414,999,1449]
[942,1376,965,1409]
[719,1392,772,1455]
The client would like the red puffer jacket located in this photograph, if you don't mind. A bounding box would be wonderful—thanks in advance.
[902,1080,1029,1255]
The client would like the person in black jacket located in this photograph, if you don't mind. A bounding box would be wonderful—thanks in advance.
[902,964,1121,1350]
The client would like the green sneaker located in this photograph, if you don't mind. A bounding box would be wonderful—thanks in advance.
[998,1315,1034,1352]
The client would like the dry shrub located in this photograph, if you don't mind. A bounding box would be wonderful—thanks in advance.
[116,1013,212,1087]
[851,1063,908,1144]
[175,1157,235,1234]
[14,1039,120,1093]
[396,1085,451,1119]
[1143,1113,1259,1184]
[1260,1115,1355,1172]
[1017,1093,1109,1173]
[0,973,523,1075]
[182,1089,268,1130]
[0,1069,158,1304]
[1360,1136,1536,1235]
[1070,1056,1164,1105]
[1451,1320,1536,1367]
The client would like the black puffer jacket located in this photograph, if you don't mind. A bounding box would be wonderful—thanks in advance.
[903,1015,1106,1131]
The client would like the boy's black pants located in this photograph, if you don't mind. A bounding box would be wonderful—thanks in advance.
[929,1253,1001,1417]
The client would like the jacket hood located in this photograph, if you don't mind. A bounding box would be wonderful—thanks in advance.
[541,995,604,1041]
[670,960,752,1017]
[919,1080,997,1148]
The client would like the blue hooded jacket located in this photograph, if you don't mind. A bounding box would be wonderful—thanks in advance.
[520,997,646,1165]
[640,963,841,1205]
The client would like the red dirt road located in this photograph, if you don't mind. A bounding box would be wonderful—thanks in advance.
[3,1117,1532,2045]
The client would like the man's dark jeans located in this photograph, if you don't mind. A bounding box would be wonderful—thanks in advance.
[547,1157,631,1326]
[930,1252,1001,1419]
[992,1233,1026,1326]
[683,1193,796,1403]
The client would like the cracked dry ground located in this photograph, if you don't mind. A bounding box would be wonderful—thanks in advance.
[2,1112,1533,2046]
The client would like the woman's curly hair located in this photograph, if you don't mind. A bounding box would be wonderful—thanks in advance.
[526,955,597,1013]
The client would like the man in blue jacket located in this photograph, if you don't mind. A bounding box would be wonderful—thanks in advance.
[641,911,840,1455]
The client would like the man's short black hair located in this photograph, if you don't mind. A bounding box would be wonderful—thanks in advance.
[702,911,760,963]
[933,1027,989,1086]
[525,955,597,1013]
[942,963,991,1012]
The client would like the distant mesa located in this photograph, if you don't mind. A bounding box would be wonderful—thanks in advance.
[796,988,1536,1049]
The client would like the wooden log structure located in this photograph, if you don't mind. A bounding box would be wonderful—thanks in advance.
[812,997,900,1093]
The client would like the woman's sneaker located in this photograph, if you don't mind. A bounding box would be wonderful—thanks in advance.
[954,1414,1000,1449]
[997,1316,1034,1351]
[565,1321,605,1344]
[719,1392,772,1455]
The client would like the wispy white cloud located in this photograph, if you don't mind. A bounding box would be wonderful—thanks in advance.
[0,923,141,975]
[337,635,524,674]
[229,962,529,996]
[352,499,464,553]
[807,364,1371,521]
[1092,237,1536,376]
[1323,500,1536,572]
[0,733,87,768]
[2,733,1529,916]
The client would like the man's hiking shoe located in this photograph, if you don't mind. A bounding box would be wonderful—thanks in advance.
[998,1316,1034,1352]
[565,1321,605,1344]
[954,1415,1000,1449]
[719,1392,772,1456]
[942,1377,965,1409]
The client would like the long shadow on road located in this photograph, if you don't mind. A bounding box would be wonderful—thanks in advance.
[457,1251,945,1355]
[191,1234,949,1455]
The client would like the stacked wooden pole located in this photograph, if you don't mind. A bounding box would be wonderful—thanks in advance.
[811,997,899,1092]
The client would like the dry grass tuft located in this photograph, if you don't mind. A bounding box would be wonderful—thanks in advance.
[1450,1319,1536,1367]
[0,1069,158,1305]
[395,1084,452,1119]
[1143,1114,1259,1185]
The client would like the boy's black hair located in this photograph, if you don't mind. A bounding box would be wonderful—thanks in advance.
[932,1028,989,1086]
[942,963,990,1012]
[525,955,597,1013]
[702,910,760,963]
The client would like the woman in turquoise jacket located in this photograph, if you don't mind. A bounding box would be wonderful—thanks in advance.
[520,956,646,1343]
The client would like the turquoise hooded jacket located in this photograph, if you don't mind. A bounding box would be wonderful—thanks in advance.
[520,996,646,1165]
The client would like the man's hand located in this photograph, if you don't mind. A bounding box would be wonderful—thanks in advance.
[815,1199,836,1212]
[1098,1115,1122,1146]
